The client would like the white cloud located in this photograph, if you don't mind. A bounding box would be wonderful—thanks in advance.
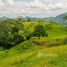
[49,2,67,10]
[0,0,4,6]
[0,0,67,17]
[8,0,14,5]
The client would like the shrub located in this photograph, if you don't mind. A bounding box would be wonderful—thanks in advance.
[63,37,67,44]
[47,36,67,47]
[33,24,48,39]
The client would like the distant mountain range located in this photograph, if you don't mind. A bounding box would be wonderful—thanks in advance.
[25,12,67,26]
[44,12,67,25]
[56,12,67,20]
[0,12,67,26]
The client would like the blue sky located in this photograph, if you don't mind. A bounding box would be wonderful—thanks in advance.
[0,0,67,17]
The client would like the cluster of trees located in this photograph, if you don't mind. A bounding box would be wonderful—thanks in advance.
[0,19,24,48]
[0,18,48,49]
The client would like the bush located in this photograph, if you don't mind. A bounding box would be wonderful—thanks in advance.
[4,35,25,49]
[63,37,67,44]
[47,36,67,47]
[33,24,48,39]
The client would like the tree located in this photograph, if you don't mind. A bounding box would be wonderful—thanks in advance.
[63,16,67,20]
[27,18,32,22]
[33,24,48,39]
[0,19,25,49]
[37,19,45,23]
[49,21,58,25]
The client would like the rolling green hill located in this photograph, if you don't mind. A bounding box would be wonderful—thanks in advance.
[0,34,67,67]
[0,20,67,67]
[0,43,67,67]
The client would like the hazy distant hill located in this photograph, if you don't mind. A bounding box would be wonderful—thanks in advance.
[56,12,67,20]
[25,12,67,26]
[55,12,67,25]
[44,12,67,26]
[0,12,67,25]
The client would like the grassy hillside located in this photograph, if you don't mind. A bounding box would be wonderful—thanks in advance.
[0,34,67,67]
[0,20,67,67]
[0,44,67,67]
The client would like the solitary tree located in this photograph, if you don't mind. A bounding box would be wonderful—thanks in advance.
[33,24,48,39]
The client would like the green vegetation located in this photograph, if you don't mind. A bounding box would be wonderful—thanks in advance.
[0,17,67,67]
[32,23,48,39]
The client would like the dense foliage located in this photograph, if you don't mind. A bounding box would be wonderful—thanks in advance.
[0,19,25,48]
[33,24,48,38]
[0,18,48,49]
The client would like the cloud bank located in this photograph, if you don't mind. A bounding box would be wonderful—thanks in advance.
[0,0,67,17]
